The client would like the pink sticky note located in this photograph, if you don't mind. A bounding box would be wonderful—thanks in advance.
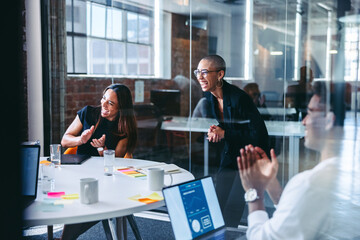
[47,192,65,198]
[119,169,135,173]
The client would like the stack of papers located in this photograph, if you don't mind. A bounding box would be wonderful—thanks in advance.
[138,163,181,174]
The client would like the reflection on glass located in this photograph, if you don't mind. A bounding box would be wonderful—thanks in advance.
[48,0,360,234]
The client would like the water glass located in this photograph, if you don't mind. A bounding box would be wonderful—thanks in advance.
[103,150,115,176]
[50,144,61,168]
[42,162,55,194]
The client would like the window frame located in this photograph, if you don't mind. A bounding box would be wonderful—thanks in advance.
[66,0,155,77]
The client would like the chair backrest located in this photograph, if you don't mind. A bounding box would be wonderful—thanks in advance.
[64,146,78,154]
[262,91,281,107]
[124,152,133,158]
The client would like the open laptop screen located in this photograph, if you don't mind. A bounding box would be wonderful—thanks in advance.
[21,145,40,197]
[163,176,225,240]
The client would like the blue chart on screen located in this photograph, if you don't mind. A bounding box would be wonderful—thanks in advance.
[179,181,215,238]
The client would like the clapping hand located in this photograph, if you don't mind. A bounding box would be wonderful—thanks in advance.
[80,125,94,145]
[90,134,106,148]
[237,144,278,193]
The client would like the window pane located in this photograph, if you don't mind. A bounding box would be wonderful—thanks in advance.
[86,2,90,35]
[138,45,150,75]
[73,36,87,73]
[109,41,125,75]
[138,15,149,44]
[67,36,73,73]
[127,12,138,42]
[127,43,138,75]
[90,39,106,74]
[66,0,72,31]
[107,8,122,40]
[73,0,87,34]
[91,4,106,38]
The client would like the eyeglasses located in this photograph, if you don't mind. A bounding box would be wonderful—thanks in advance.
[307,107,326,116]
[193,69,220,78]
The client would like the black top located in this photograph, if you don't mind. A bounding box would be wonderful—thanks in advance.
[76,106,126,156]
[204,81,270,170]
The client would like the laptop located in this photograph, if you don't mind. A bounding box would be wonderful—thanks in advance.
[21,144,41,209]
[61,154,91,164]
[163,176,247,240]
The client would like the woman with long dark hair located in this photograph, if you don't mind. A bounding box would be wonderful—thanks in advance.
[61,84,137,157]
[60,84,137,239]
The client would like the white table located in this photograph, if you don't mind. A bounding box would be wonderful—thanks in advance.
[23,157,194,238]
[257,107,297,116]
[161,117,304,179]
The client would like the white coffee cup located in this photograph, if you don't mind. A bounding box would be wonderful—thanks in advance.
[147,168,166,191]
[80,178,99,204]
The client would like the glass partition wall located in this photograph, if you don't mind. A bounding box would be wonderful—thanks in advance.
[44,0,360,227]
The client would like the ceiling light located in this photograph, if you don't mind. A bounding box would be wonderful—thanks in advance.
[270,51,283,56]
[339,14,360,23]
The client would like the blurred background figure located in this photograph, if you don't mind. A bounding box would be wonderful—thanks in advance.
[173,74,203,117]
[192,97,211,118]
[285,66,314,120]
[243,82,266,108]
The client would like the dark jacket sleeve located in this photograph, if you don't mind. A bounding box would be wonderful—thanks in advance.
[221,86,270,156]
[224,105,268,151]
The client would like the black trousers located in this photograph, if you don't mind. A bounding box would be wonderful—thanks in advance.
[215,167,246,227]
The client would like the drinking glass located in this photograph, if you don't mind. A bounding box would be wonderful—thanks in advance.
[50,144,61,168]
[41,162,55,194]
[104,150,115,176]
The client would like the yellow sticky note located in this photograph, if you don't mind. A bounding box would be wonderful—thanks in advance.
[128,194,142,201]
[129,173,146,178]
[146,192,164,201]
[61,194,79,199]
[122,171,139,175]
[40,160,51,165]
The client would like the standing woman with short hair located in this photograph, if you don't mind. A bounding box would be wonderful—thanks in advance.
[195,55,269,227]
[61,83,137,157]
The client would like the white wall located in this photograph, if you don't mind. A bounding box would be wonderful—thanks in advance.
[26,0,44,155]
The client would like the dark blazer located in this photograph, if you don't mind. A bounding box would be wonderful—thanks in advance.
[205,80,269,170]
